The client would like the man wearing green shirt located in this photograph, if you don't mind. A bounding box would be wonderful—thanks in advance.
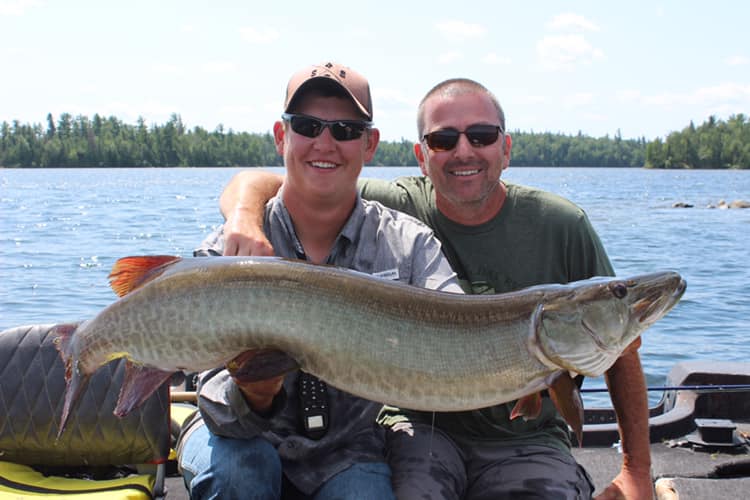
[216,78,652,499]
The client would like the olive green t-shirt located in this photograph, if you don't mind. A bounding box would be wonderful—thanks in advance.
[359,176,615,451]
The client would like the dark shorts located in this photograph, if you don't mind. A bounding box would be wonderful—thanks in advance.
[386,422,593,500]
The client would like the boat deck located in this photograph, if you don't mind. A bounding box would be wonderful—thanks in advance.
[575,423,750,498]
[163,433,749,499]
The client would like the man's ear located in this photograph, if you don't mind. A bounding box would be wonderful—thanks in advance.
[414,142,428,176]
[273,121,285,156]
[363,128,380,162]
[502,133,513,171]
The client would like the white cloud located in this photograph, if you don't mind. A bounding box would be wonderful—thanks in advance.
[201,61,238,73]
[0,0,41,16]
[726,55,749,66]
[547,13,600,32]
[537,34,605,71]
[437,50,463,64]
[2,46,26,56]
[220,104,256,115]
[373,87,415,108]
[435,20,486,40]
[239,26,280,44]
[150,63,182,74]
[619,83,750,109]
[523,95,547,105]
[615,89,642,102]
[563,92,595,108]
[693,82,750,102]
[582,112,607,122]
[482,53,512,65]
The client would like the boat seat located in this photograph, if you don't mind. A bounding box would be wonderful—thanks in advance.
[0,324,172,499]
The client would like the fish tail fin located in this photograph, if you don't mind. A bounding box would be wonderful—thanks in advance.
[52,323,89,438]
[114,361,175,417]
[510,393,543,421]
[548,372,584,447]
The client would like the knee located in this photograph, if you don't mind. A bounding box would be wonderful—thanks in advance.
[386,426,466,500]
[316,462,395,500]
[210,435,282,482]
[183,429,282,499]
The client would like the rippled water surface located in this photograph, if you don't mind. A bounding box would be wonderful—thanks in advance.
[2,166,748,406]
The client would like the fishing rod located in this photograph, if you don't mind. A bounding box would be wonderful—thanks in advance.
[581,384,750,394]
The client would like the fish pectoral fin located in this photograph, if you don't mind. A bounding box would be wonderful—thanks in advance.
[227,349,300,383]
[548,372,584,447]
[114,362,174,417]
[109,255,182,297]
[510,393,543,421]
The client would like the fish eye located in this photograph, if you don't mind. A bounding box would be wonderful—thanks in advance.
[611,283,628,299]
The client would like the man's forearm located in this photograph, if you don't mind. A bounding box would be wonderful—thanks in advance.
[219,170,285,220]
[606,350,651,470]
[596,350,654,499]
[219,170,285,256]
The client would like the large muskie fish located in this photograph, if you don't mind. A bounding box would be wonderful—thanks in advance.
[55,256,686,440]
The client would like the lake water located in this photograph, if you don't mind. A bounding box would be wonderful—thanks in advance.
[1,166,749,407]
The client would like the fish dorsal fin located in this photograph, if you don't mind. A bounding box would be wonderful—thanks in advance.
[109,255,182,297]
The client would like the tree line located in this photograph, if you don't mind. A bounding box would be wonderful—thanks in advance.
[644,114,750,169]
[1,112,747,169]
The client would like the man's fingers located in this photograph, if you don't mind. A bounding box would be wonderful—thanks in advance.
[223,232,275,256]
[223,238,239,256]
[593,483,625,500]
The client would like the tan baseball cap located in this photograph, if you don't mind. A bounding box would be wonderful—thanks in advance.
[284,61,373,121]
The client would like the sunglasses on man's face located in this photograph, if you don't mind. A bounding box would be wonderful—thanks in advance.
[422,124,503,152]
[282,113,371,141]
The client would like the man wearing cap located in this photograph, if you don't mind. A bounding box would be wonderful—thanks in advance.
[176,62,462,499]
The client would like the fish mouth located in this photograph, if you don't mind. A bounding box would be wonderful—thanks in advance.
[674,277,687,298]
[633,277,686,323]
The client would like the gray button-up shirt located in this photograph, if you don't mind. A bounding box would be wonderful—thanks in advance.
[192,193,462,494]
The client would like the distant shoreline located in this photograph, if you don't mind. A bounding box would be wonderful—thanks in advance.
[2,113,748,169]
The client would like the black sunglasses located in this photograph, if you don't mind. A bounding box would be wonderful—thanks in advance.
[422,124,503,152]
[282,113,372,141]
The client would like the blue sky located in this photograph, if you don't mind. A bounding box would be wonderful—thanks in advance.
[1,0,748,142]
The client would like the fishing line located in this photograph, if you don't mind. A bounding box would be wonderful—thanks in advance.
[428,411,436,458]
[581,384,750,393]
